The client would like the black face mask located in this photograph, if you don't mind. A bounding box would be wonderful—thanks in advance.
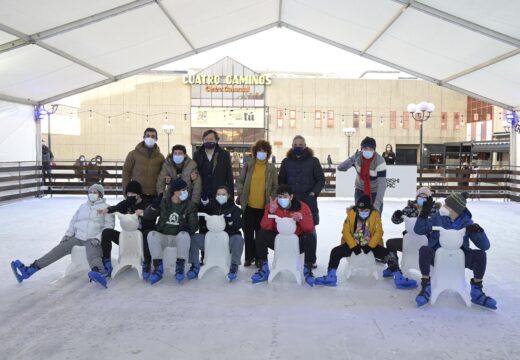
[293,146,305,156]
[126,196,137,206]
[204,142,216,149]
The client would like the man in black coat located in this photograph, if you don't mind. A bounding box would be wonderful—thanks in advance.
[278,135,325,226]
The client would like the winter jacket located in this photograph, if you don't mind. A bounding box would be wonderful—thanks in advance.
[199,198,243,236]
[391,200,440,224]
[123,142,165,196]
[106,197,155,231]
[337,152,387,210]
[278,148,325,225]
[193,144,234,198]
[156,154,202,204]
[64,198,115,241]
[42,145,54,169]
[382,151,396,165]
[143,197,199,236]
[341,207,383,249]
[260,199,315,236]
[235,158,278,211]
[414,209,490,252]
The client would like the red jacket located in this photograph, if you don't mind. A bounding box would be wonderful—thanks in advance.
[260,199,315,235]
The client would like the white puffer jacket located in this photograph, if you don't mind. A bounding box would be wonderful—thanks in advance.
[64,198,115,241]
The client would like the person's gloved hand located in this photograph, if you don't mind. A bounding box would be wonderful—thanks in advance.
[151,193,163,209]
[419,196,434,218]
[89,238,100,246]
[180,225,192,234]
[235,195,241,206]
[373,200,381,212]
[291,212,303,222]
[268,198,278,214]
[392,210,403,222]
[466,223,484,233]
[61,235,72,243]
[350,150,361,162]
[362,245,372,254]
[201,194,209,206]
[352,245,362,255]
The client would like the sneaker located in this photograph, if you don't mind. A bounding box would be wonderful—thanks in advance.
[382,267,393,278]
[304,264,315,287]
[187,264,200,280]
[142,262,151,281]
[393,271,417,289]
[315,268,337,287]
[227,264,239,281]
[88,267,108,288]
[149,261,163,285]
[415,278,431,307]
[470,279,497,310]
[102,259,113,278]
[251,261,269,284]
[11,260,39,283]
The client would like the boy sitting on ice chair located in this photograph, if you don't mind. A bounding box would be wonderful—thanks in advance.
[251,184,316,286]
[314,195,416,289]
[11,184,114,283]
[413,192,497,309]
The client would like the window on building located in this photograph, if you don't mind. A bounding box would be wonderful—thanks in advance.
[402,111,409,129]
[277,109,283,128]
[366,111,372,128]
[289,110,296,128]
[315,110,321,128]
[353,111,359,128]
[390,111,396,129]
[441,112,448,129]
[327,110,334,128]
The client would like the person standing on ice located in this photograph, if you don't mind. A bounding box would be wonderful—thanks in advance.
[337,136,387,214]
[142,178,198,285]
[384,186,441,276]
[188,185,244,281]
[122,127,165,200]
[251,184,317,286]
[314,195,417,289]
[11,184,115,284]
[413,192,497,309]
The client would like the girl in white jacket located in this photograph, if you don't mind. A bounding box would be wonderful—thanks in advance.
[11,184,115,283]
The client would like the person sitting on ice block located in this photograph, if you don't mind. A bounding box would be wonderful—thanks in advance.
[142,178,198,285]
[11,184,115,283]
[251,184,316,286]
[314,195,417,289]
[188,185,244,281]
[413,192,497,309]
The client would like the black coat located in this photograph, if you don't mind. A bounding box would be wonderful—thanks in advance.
[193,145,234,198]
[107,197,155,231]
[199,198,243,236]
[278,147,325,225]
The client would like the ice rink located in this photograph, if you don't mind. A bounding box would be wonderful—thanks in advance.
[1,196,519,360]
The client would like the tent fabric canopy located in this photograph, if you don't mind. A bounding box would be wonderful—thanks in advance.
[0,0,519,109]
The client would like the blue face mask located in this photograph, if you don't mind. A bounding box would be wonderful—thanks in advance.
[173,155,184,165]
[416,197,426,206]
[278,197,290,209]
[216,195,228,205]
[293,146,305,156]
[179,190,189,201]
[256,151,267,161]
[362,150,374,159]
[359,210,370,219]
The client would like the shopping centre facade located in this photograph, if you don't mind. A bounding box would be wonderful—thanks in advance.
[47,57,509,167]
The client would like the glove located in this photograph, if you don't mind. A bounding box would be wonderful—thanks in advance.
[466,223,484,233]
[373,200,381,212]
[235,195,241,206]
[201,197,209,206]
[352,245,362,255]
[89,238,101,246]
[350,150,361,163]
[151,193,163,209]
[180,225,192,234]
[362,245,372,254]
[419,196,434,218]
[268,198,278,214]
[291,212,303,222]
[60,235,72,243]
[391,210,403,222]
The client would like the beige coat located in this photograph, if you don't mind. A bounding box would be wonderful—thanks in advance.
[122,142,165,196]
[156,154,202,204]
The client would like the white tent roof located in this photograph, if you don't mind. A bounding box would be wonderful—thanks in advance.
[0,0,519,109]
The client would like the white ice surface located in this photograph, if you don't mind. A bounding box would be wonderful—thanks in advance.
[1,196,519,360]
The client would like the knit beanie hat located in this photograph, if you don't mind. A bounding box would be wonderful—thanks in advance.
[356,194,372,210]
[416,186,432,197]
[125,180,142,195]
[170,178,188,193]
[88,183,104,197]
[445,192,469,215]
[360,136,376,149]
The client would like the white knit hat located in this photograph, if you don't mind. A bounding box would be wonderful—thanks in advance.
[416,186,432,197]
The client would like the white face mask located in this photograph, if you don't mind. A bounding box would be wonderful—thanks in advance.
[88,193,99,203]
[144,137,156,148]
[439,207,450,216]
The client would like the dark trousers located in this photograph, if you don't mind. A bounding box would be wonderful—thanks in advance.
[255,230,317,265]
[418,246,486,279]
[101,228,152,264]
[243,206,265,261]
[386,237,403,262]
[328,243,391,269]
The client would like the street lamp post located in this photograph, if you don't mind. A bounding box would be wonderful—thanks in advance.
[407,101,435,186]
[38,104,59,153]
[343,127,356,157]
[162,124,175,151]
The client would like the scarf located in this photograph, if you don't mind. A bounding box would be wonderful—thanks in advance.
[360,156,374,202]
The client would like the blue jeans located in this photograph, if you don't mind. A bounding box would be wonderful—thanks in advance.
[354,189,383,214]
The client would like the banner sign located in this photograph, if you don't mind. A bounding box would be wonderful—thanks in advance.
[191,107,264,128]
